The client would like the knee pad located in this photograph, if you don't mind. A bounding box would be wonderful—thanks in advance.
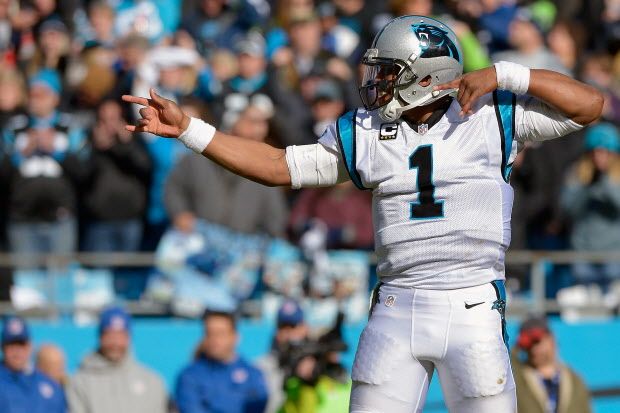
[351,327,402,385]
[448,338,509,398]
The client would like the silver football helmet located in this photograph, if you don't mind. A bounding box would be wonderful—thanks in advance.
[359,15,463,121]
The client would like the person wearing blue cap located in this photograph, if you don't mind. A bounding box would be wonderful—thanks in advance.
[561,122,620,289]
[3,67,87,258]
[66,307,167,413]
[0,315,67,413]
[256,299,309,413]
[175,309,268,413]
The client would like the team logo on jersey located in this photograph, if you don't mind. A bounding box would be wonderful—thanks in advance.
[384,295,396,307]
[232,368,249,383]
[39,382,54,399]
[379,123,398,140]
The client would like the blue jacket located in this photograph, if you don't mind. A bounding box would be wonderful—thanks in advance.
[175,355,268,413]
[0,363,66,413]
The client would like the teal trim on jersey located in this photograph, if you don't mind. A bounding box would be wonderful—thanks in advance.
[491,280,509,350]
[336,110,367,190]
[493,90,516,182]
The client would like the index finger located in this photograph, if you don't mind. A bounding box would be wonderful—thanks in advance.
[433,78,461,92]
[122,95,149,106]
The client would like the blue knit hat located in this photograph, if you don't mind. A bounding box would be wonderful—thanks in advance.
[277,299,304,326]
[99,307,131,335]
[29,69,62,95]
[585,123,620,153]
[1,316,30,345]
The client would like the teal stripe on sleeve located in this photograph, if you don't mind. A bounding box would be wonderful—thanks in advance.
[493,90,516,182]
[336,109,367,190]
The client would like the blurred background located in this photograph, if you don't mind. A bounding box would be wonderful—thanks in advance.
[0,0,619,412]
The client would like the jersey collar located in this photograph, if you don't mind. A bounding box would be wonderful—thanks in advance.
[402,97,454,133]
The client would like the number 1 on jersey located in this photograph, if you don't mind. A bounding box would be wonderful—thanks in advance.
[409,145,444,219]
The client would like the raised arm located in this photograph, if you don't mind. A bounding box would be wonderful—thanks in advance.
[122,89,291,187]
[434,64,604,125]
[525,69,603,125]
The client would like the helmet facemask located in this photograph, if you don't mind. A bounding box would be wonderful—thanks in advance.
[359,49,416,114]
[359,49,443,121]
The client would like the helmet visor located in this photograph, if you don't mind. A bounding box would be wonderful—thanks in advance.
[359,62,401,111]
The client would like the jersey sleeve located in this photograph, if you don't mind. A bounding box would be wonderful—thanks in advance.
[285,122,349,189]
[514,95,584,143]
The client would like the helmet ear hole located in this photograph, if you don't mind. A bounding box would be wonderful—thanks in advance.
[418,75,432,87]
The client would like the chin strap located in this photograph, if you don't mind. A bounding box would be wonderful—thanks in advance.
[379,90,443,122]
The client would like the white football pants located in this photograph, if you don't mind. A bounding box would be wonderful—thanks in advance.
[349,282,516,413]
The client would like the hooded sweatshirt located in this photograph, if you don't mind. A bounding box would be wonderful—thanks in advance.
[67,352,167,413]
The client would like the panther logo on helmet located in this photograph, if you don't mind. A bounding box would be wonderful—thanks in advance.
[411,23,460,63]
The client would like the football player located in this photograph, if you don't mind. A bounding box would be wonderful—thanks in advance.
[123,16,602,413]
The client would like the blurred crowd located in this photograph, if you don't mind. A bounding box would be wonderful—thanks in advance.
[1,304,357,413]
[0,307,593,413]
[0,0,620,313]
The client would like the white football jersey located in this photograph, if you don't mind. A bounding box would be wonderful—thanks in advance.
[312,91,576,289]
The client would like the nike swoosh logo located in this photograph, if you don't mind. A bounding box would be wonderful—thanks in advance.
[465,301,485,309]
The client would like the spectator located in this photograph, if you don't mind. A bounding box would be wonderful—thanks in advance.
[180,0,267,57]
[0,69,27,129]
[26,18,71,82]
[289,181,373,250]
[547,20,584,74]
[79,99,151,252]
[79,1,118,48]
[0,0,16,66]
[165,99,288,237]
[331,0,387,51]
[71,45,119,112]
[561,123,620,288]
[317,2,361,63]
[0,315,66,413]
[114,34,151,102]
[67,307,167,413]
[580,53,620,124]
[308,77,345,137]
[0,68,27,249]
[257,299,309,413]
[4,69,85,259]
[175,310,268,413]
[279,312,351,413]
[208,32,274,119]
[35,343,67,386]
[492,10,570,75]
[511,317,592,413]
[276,12,337,85]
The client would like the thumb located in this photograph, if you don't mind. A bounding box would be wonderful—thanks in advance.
[149,88,167,107]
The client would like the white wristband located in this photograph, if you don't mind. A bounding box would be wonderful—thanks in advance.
[494,61,530,95]
[178,117,216,153]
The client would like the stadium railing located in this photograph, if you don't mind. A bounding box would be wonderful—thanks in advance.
[1,250,620,318]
